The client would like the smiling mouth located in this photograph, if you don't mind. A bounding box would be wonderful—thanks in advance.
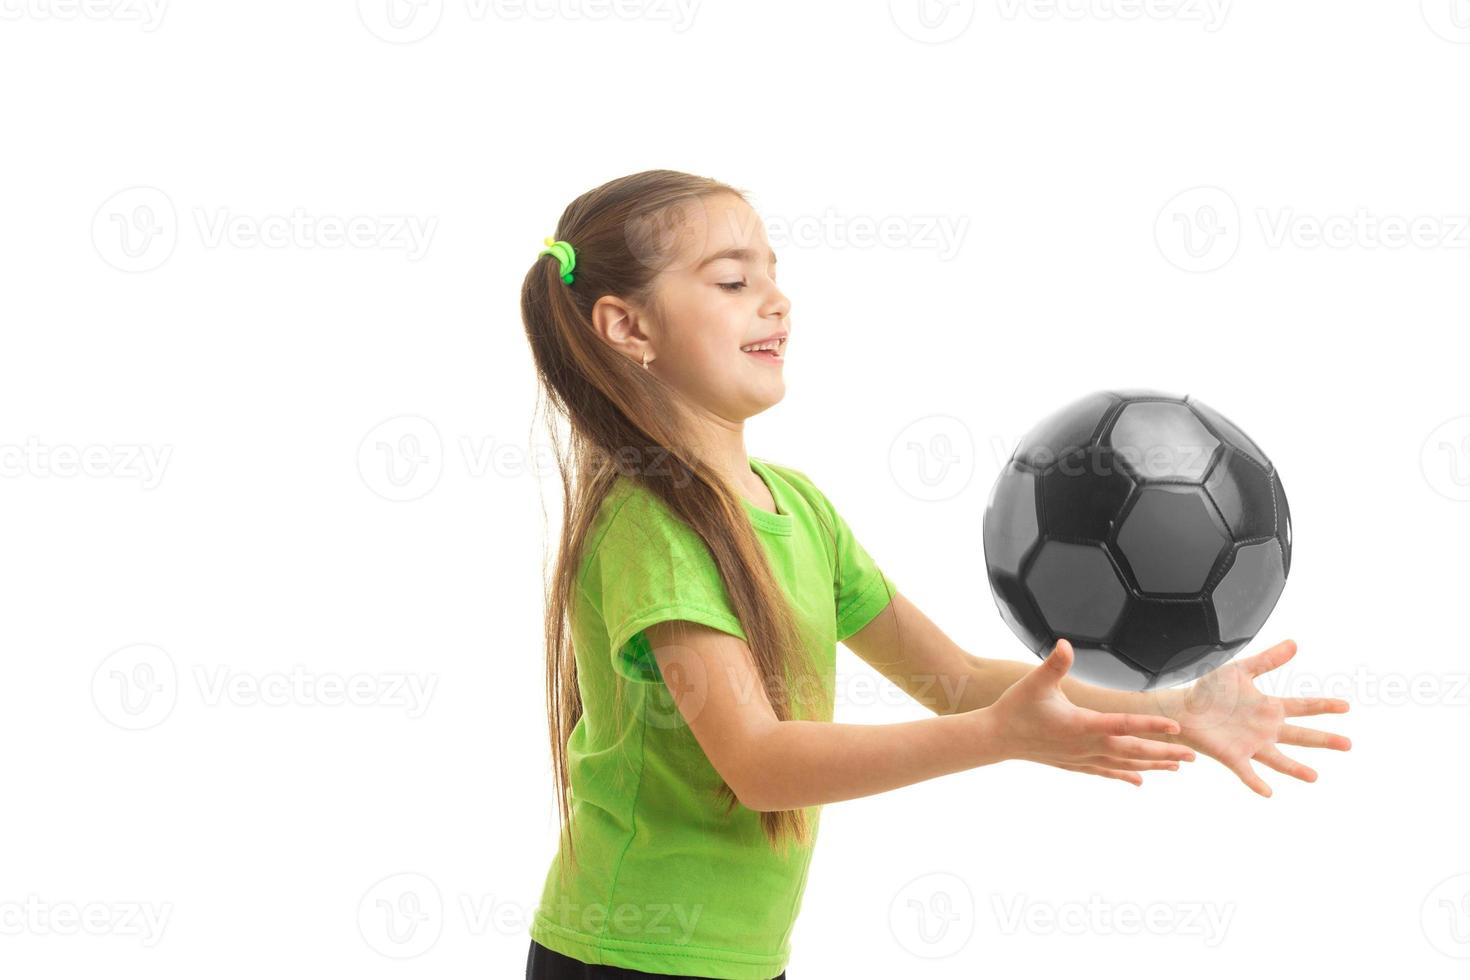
[740,337,787,361]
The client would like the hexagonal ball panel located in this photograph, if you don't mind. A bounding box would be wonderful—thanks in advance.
[1117,485,1229,594]
[1066,644,1152,691]
[1041,447,1134,543]
[1211,540,1286,643]
[1107,401,1220,483]
[984,462,1038,578]
[1111,597,1214,673]
[989,569,1047,655]
[1204,446,1276,542]
[1013,391,1116,470]
[1023,541,1127,641]
[1187,397,1268,471]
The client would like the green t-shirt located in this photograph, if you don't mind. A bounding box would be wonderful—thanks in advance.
[530,456,897,979]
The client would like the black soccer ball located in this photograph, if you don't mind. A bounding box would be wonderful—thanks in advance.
[983,389,1292,690]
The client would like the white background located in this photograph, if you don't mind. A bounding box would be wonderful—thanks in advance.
[2,1,1467,977]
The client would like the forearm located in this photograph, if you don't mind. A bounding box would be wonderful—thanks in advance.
[740,710,1006,812]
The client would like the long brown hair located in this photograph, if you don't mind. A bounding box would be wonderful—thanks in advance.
[521,170,836,868]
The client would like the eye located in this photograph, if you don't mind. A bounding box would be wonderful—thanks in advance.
[717,281,747,292]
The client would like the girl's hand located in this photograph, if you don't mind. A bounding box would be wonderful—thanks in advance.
[984,638,1197,786]
[1151,638,1352,797]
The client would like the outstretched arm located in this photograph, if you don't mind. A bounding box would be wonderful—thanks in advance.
[642,618,1190,811]
[842,594,1352,797]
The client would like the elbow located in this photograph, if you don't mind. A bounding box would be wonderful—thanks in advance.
[726,726,783,813]
[735,778,776,813]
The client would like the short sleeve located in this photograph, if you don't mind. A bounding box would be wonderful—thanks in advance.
[776,466,897,642]
[828,502,898,642]
[578,489,747,683]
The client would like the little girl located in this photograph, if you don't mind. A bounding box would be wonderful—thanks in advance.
[518,170,1350,980]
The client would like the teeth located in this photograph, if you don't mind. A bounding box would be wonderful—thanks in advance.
[741,338,784,353]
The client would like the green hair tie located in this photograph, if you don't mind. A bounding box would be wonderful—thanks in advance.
[540,236,577,284]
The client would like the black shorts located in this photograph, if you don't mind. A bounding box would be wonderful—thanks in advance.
[525,939,787,980]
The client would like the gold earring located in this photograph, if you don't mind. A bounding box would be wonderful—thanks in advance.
[642,351,653,369]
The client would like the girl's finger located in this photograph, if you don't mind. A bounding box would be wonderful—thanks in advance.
[1255,746,1317,782]
[1059,763,1142,786]
[1083,756,1181,772]
[1102,734,1196,762]
[1230,758,1273,797]
[1093,712,1182,738]
[1241,638,1297,677]
[1280,696,1350,718]
[1278,723,1351,751]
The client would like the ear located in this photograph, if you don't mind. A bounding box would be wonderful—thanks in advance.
[591,294,652,361]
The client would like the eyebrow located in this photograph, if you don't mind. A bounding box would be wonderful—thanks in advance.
[694,247,778,271]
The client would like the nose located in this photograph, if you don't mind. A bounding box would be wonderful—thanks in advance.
[762,279,791,320]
